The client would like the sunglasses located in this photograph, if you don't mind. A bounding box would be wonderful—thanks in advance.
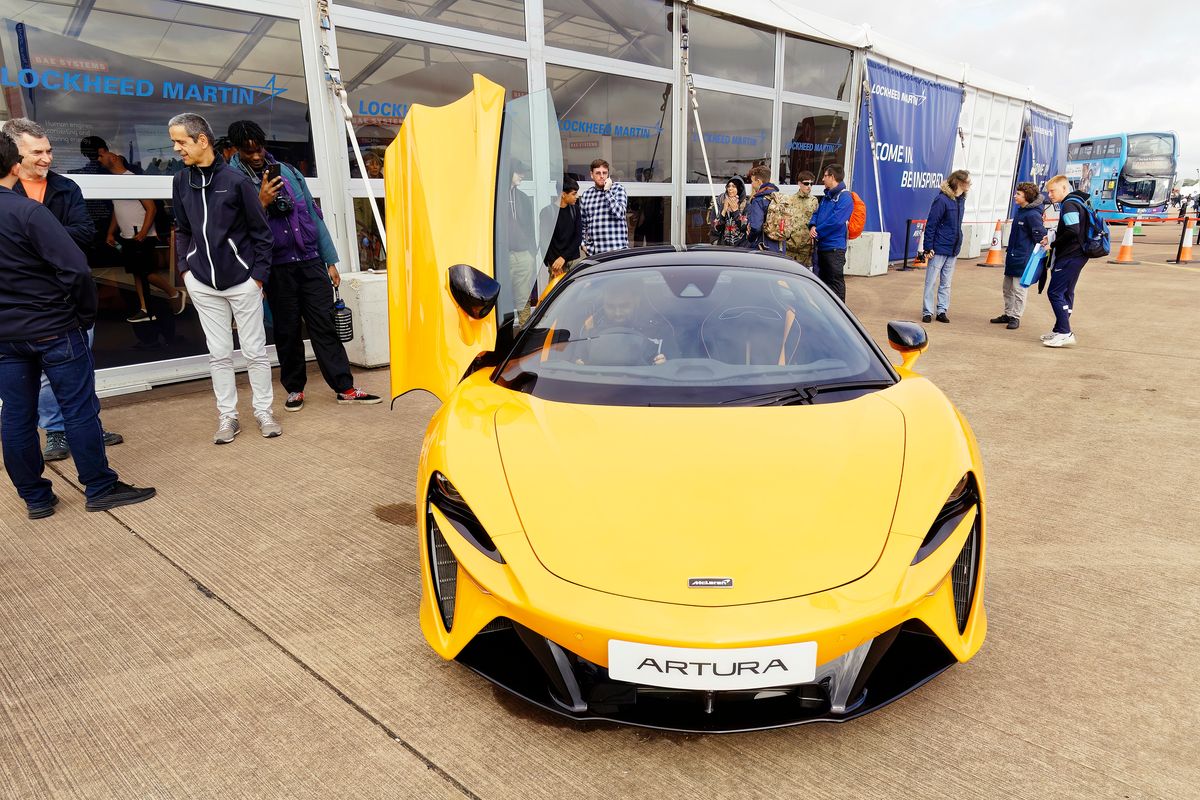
[800,181,813,186]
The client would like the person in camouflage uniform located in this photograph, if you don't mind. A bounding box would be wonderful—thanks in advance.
[785,170,819,269]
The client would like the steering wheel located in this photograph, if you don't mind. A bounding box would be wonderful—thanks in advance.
[588,327,660,366]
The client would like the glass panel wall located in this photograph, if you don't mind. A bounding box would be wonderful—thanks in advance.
[0,0,309,369]
[686,89,771,185]
[782,35,853,101]
[337,29,527,255]
[687,10,774,86]
[338,29,527,173]
[338,0,526,40]
[779,103,848,186]
[543,0,671,68]
[548,65,672,184]
[628,196,670,246]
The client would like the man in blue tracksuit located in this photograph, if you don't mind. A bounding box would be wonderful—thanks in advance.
[744,165,784,253]
[0,133,156,518]
[168,112,280,443]
[808,164,853,301]
[1040,175,1091,348]
[920,170,970,323]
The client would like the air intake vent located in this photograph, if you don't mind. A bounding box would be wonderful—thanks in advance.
[429,512,458,631]
[480,617,512,635]
[951,519,980,633]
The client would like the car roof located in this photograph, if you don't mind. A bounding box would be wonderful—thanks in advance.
[569,245,818,282]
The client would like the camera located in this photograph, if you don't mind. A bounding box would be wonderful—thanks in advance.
[268,193,294,218]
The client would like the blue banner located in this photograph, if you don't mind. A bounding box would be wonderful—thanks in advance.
[852,60,963,260]
[1014,108,1071,192]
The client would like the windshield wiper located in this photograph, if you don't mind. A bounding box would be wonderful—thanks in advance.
[721,379,894,407]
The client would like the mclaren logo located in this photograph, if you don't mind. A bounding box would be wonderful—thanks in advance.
[688,577,733,588]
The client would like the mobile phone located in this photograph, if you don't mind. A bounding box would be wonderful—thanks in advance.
[265,163,281,183]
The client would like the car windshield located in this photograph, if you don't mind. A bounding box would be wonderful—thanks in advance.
[494,264,895,406]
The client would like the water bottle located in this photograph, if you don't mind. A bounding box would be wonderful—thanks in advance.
[333,288,353,342]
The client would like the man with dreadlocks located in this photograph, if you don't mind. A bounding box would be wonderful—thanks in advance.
[226,120,380,412]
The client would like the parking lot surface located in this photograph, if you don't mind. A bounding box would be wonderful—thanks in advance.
[2,224,1197,799]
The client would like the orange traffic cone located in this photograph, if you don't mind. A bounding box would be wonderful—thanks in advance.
[1170,217,1195,264]
[977,220,1004,266]
[1108,218,1140,264]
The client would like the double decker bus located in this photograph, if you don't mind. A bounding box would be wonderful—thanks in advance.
[1066,132,1178,218]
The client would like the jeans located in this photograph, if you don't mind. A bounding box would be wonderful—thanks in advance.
[922,254,956,316]
[38,325,96,432]
[1047,255,1086,334]
[184,272,274,418]
[816,248,846,301]
[0,328,119,506]
[265,258,353,394]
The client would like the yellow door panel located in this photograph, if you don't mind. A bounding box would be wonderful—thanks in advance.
[385,75,504,403]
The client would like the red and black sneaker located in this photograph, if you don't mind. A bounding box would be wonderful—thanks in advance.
[336,387,382,405]
[284,391,305,412]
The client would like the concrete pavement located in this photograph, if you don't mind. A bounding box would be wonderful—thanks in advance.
[2,222,1197,799]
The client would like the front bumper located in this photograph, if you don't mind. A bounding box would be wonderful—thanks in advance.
[457,618,956,733]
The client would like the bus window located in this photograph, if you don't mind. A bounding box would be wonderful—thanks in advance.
[1104,139,1122,157]
[1078,142,1094,159]
[1127,133,1175,158]
[1067,143,1080,160]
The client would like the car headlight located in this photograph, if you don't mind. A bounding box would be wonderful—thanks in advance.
[428,472,505,563]
[910,473,978,565]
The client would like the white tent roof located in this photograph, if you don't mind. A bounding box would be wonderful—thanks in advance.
[692,0,1072,116]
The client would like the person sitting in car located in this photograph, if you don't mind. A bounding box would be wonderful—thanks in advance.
[571,276,676,366]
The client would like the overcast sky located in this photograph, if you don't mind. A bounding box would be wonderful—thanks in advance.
[778,0,1198,185]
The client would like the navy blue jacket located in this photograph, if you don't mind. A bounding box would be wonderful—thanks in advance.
[13,170,95,249]
[810,182,853,251]
[923,183,966,257]
[1005,196,1047,277]
[744,182,785,252]
[0,185,96,341]
[172,157,273,289]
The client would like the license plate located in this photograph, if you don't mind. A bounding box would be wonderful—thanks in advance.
[607,640,818,691]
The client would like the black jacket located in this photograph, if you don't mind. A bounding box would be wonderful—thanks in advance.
[0,185,96,341]
[544,202,583,267]
[13,170,95,249]
[1053,190,1091,261]
[172,157,273,289]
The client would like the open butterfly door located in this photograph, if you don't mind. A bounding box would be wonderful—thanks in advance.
[385,74,561,403]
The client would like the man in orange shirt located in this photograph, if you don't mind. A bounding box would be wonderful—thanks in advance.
[1,118,122,461]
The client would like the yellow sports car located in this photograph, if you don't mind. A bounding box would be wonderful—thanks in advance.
[386,77,986,732]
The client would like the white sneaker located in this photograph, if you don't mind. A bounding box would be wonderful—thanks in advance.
[1040,331,1058,341]
[1042,332,1076,348]
[254,409,282,438]
[213,415,240,444]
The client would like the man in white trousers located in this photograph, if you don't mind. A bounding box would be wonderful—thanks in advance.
[168,112,280,443]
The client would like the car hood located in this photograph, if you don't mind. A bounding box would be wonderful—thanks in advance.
[494,393,905,606]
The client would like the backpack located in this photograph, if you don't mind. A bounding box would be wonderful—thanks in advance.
[1064,197,1110,259]
[765,192,789,242]
[848,191,867,239]
[785,195,817,251]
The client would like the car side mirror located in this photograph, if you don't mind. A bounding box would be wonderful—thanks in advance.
[449,264,501,320]
[886,320,928,372]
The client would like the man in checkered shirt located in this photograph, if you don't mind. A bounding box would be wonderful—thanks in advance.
[578,158,629,255]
